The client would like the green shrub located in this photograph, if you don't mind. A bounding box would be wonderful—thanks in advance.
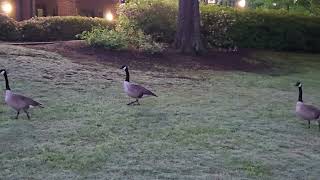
[80,28,128,50]
[0,14,20,41]
[118,0,177,43]
[79,16,164,54]
[201,6,320,52]
[201,6,236,48]
[20,16,114,41]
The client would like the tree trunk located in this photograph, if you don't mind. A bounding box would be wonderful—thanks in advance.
[174,0,205,55]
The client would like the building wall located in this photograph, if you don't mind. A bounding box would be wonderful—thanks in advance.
[21,0,34,20]
[77,0,117,17]
[1,0,120,21]
[57,0,77,16]
[35,0,57,16]
[11,0,34,21]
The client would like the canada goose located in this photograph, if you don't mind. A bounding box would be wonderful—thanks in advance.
[295,81,320,130]
[120,65,157,105]
[0,69,43,119]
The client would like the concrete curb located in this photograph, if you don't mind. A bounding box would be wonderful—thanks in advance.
[0,40,85,46]
[0,41,59,46]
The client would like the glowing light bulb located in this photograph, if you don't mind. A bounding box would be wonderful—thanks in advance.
[1,2,13,14]
[105,11,113,21]
[237,0,246,8]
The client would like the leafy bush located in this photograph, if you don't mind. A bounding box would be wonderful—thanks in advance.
[20,16,114,41]
[0,14,20,41]
[201,6,320,52]
[118,0,177,43]
[201,6,236,48]
[79,16,164,54]
[80,28,128,50]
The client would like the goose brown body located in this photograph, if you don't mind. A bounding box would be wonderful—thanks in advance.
[296,102,320,121]
[123,81,157,99]
[5,90,42,111]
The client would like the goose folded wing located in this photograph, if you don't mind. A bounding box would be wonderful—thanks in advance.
[129,84,157,97]
[13,94,42,106]
[301,104,320,118]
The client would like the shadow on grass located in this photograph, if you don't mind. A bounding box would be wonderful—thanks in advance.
[25,41,320,78]
[247,50,320,76]
[24,41,270,73]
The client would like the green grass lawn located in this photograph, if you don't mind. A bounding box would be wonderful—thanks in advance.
[0,45,320,179]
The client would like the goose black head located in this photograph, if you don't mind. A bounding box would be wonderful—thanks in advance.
[120,65,128,71]
[295,81,302,87]
[0,69,6,75]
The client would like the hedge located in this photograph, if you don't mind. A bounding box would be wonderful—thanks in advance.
[120,2,320,52]
[117,1,177,43]
[0,15,114,41]
[0,14,19,41]
[201,6,320,52]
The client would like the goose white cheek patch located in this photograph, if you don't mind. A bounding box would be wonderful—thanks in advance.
[0,71,4,75]
[298,84,302,87]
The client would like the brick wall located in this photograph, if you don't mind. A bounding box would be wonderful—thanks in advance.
[57,0,77,16]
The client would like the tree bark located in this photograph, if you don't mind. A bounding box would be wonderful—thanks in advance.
[174,0,205,55]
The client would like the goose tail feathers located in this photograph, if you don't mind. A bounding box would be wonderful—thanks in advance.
[144,90,157,97]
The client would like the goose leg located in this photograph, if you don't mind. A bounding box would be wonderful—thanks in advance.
[318,121,320,131]
[308,120,311,128]
[127,100,138,106]
[24,110,30,120]
[135,99,140,105]
[15,110,20,119]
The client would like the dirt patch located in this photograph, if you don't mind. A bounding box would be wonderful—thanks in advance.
[23,40,266,72]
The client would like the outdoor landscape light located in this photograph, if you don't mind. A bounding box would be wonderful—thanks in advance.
[105,11,113,21]
[272,3,277,6]
[237,0,246,8]
[1,2,13,15]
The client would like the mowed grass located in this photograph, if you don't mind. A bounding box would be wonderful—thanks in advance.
[0,45,320,179]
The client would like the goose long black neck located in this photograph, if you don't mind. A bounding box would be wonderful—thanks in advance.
[298,86,303,102]
[3,72,10,90]
[125,68,130,82]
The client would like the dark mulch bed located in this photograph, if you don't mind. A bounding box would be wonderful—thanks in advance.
[23,40,266,72]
